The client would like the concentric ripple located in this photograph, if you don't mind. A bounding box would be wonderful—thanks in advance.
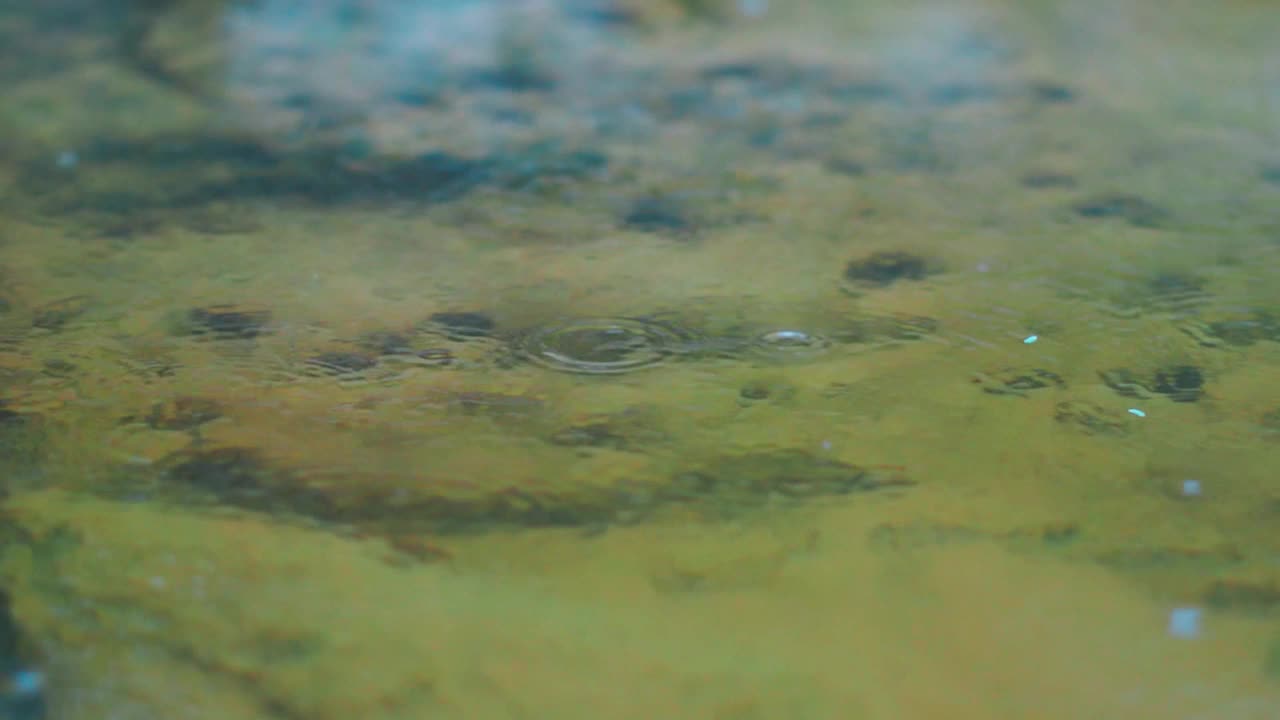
[518,317,691,375]
[747,328,831,361]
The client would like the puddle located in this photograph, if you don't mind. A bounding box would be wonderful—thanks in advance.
[1,0,1280,717]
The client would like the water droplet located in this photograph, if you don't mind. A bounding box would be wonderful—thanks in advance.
[9,669,44,696]
[1168,607,1202,638]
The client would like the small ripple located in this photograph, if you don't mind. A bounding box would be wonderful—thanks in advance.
[517,317,691,375]
[745,329,832,362]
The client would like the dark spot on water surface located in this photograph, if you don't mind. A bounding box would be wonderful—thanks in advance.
[1204,580,1280,615]
[360,331,413,354]
[549,422,629,450]
[187,305,271,339]
[392,89,444,108]
[30,295,91,331]
[1054,401,1129,436]
[843,251,931,287]
[1100,365,1206,403]
[621,195,694,234]
[164,448,335,520]
[425,311,496,339]
[0,589,45,719]
[414,348,456,366]
[977,368,1066,397]
[1027,82,1076,103]
[167,448,272,499]
[663,450,915,518]
[1146,271,1205,296]
[1021,171,1076,189]
[461,65,556,93]
[306,352,377,375]
[1072,194,1168,228]
[823,156,867,176]
[0,405,45,472]
[17,134,609,219]
[1151,365,1204,403]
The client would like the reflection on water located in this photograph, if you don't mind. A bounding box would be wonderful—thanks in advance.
[2,0,1280,716]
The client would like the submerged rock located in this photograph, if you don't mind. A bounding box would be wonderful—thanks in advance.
[843,251,933,288]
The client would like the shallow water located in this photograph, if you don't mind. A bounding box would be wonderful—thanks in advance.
[1,0,1280,717]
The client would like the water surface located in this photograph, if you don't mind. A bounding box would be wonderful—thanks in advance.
[1,0,1279,717]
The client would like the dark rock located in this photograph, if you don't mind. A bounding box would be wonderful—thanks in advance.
[165,448,333,519]
[1151,365,1204,402]
[1072,194,1168,228]
[1262,166,1280,185]
[739,382,772,401]
[843,251,931,287]
[167,448,270,498]
[188,305,271,339]
[17,133,614,216]
[621,195,693,234]
[1100,365,1205,403]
